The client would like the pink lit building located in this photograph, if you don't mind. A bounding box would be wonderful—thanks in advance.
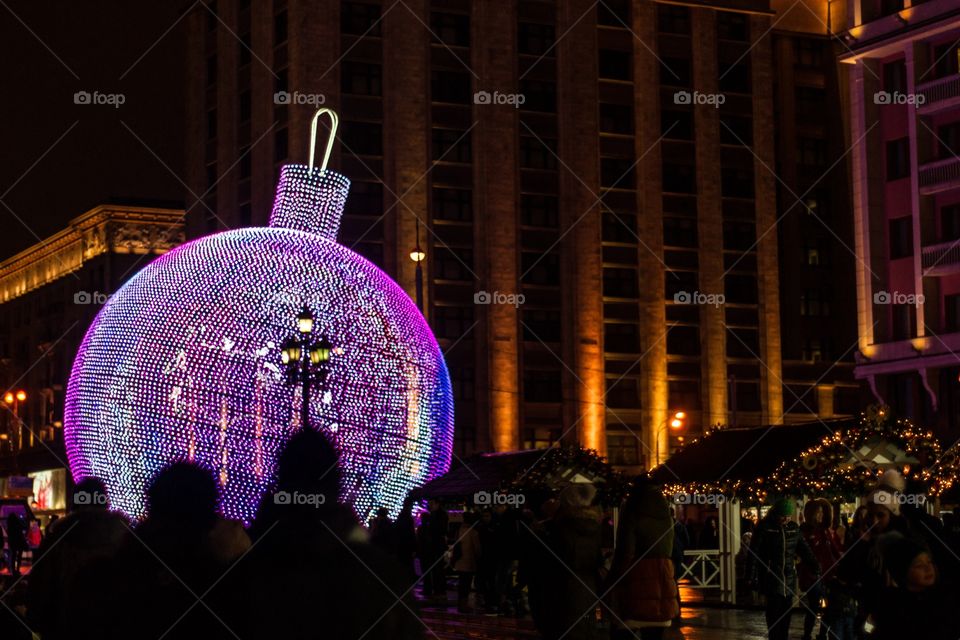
[844,0,960,433]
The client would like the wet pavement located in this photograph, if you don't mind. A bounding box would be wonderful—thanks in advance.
[675,605,806,639]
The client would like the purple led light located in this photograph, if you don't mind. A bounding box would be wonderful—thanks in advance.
[65,166,454,524]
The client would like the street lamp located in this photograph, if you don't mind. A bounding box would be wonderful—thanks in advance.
[655,410,685,467]
[3,389,27,467]
[410,219,425,312]
[281,308,333,431]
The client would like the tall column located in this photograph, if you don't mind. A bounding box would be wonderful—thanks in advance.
[557,0,605,455]
[384,0,431,305]
[634,0,668,466]
[691,8,728,430]
[750,14,784,424]
[474,0,520,452]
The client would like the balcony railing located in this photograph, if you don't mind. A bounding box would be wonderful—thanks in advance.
[917,74,960,113]
[922,240,960,274]
[919,156,960,194]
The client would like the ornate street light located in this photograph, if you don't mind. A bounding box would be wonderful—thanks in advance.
[281,308,333,431]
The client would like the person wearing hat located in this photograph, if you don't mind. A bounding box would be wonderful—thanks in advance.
[870,537,959,639]
[748,498,820,640]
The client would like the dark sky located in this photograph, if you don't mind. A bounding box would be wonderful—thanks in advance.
[0,1,187,258]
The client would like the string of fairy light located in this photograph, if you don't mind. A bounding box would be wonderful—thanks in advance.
[65,160,454,525]
[661,405,952,503]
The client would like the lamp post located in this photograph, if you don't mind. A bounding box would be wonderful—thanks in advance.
[410,219,426,312]
[281,308,332,431]
[3,390,27,470]
[654,410,685,467]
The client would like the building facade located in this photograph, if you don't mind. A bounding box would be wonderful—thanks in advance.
[185,0,860,468]
[0,204,184,477]
[842,0,960,436]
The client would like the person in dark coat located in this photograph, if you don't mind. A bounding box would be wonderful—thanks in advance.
[799,498,842,640]
[27,477,130,639]
[533,483,604,640]
[748,498,819,640]
[605,478,678,640]
[422,499,449,601]
[5,514,27,575]
[217,428,423,639]
[670,506,688,623]
[871,537,960,639]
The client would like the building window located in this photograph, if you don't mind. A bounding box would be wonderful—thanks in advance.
[717,12,749,42]
[664,216,697,248]
[340,121,383,156]
[522,309,562,343]
[274,10,288,44]
[892,304,915,341]
[431,70,472,104]
[239,90,251,124]
[722,221,755,250]
[345,180,383,216]
[883,59,907,94]
[795,87,826,121]
[523,426,561,450]
[435,305,475,339]
[665,270,699,301]
[800,289,830,316]
[727,327,760,358]
[937,121,960,159]
[668,379,701,410]
[933,41,960,78]
[806,247,820,266]
[795,39,824,68]
[601,157,636,188]
[721,167,755,198]
[274,128,288,162]
[889,217,913,259]
[603,268,639,299]
[602,211,637,243]
[518,22,554,56]
[524,370,563,403]
[605,323,640,353]
[607,434,641,466]
[725,274,759,305]
[206,55,217,87]
[599,49,631,81]
[606,377,639,408]
[802,338,823,362]
[662,164,696,194]
[341,2,382,36]
[520,136,558,170]
[521,251,561,287]
[433,248,473,282]
[451,367,475,401]
[520,194,558,228]
[797,137,828,167]
[239,146,251,179]
[239,202,252,226]
[657,5,690,34]
[598,0,630,26]
[239,33,251,66]
[431,12,470,47]
[719,59,751,94]
[600,103,633,134]
[207,109,217,140]
[941,205,960,241]
[519,79,557,113]
[662,110,694,140]
[885,138,910,180]
[432,129,472,163]
[341,61,382,96]
[666,325,700,356]
[434,188,473,221]
[945,294,960,332]
[719,116,752,145]
[660,57,692,87]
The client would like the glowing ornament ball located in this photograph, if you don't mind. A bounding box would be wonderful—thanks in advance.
[65,112,453,524]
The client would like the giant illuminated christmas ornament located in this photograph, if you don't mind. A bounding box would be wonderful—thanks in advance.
[65,109,454,524]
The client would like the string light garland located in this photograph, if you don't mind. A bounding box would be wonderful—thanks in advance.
[509,444,628,507]
[661,406,952,503]
[65,114,454,524]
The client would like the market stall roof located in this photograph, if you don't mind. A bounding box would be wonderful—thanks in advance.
[414,449,548,500]
[650,418,858,485]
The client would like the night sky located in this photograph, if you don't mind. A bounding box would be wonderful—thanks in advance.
[0,2,187,258]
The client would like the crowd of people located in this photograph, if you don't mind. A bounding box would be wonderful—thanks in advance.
[1,440,959,639]
[745,469,960,640]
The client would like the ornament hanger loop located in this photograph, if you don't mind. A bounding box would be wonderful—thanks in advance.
[308,108,339,174]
